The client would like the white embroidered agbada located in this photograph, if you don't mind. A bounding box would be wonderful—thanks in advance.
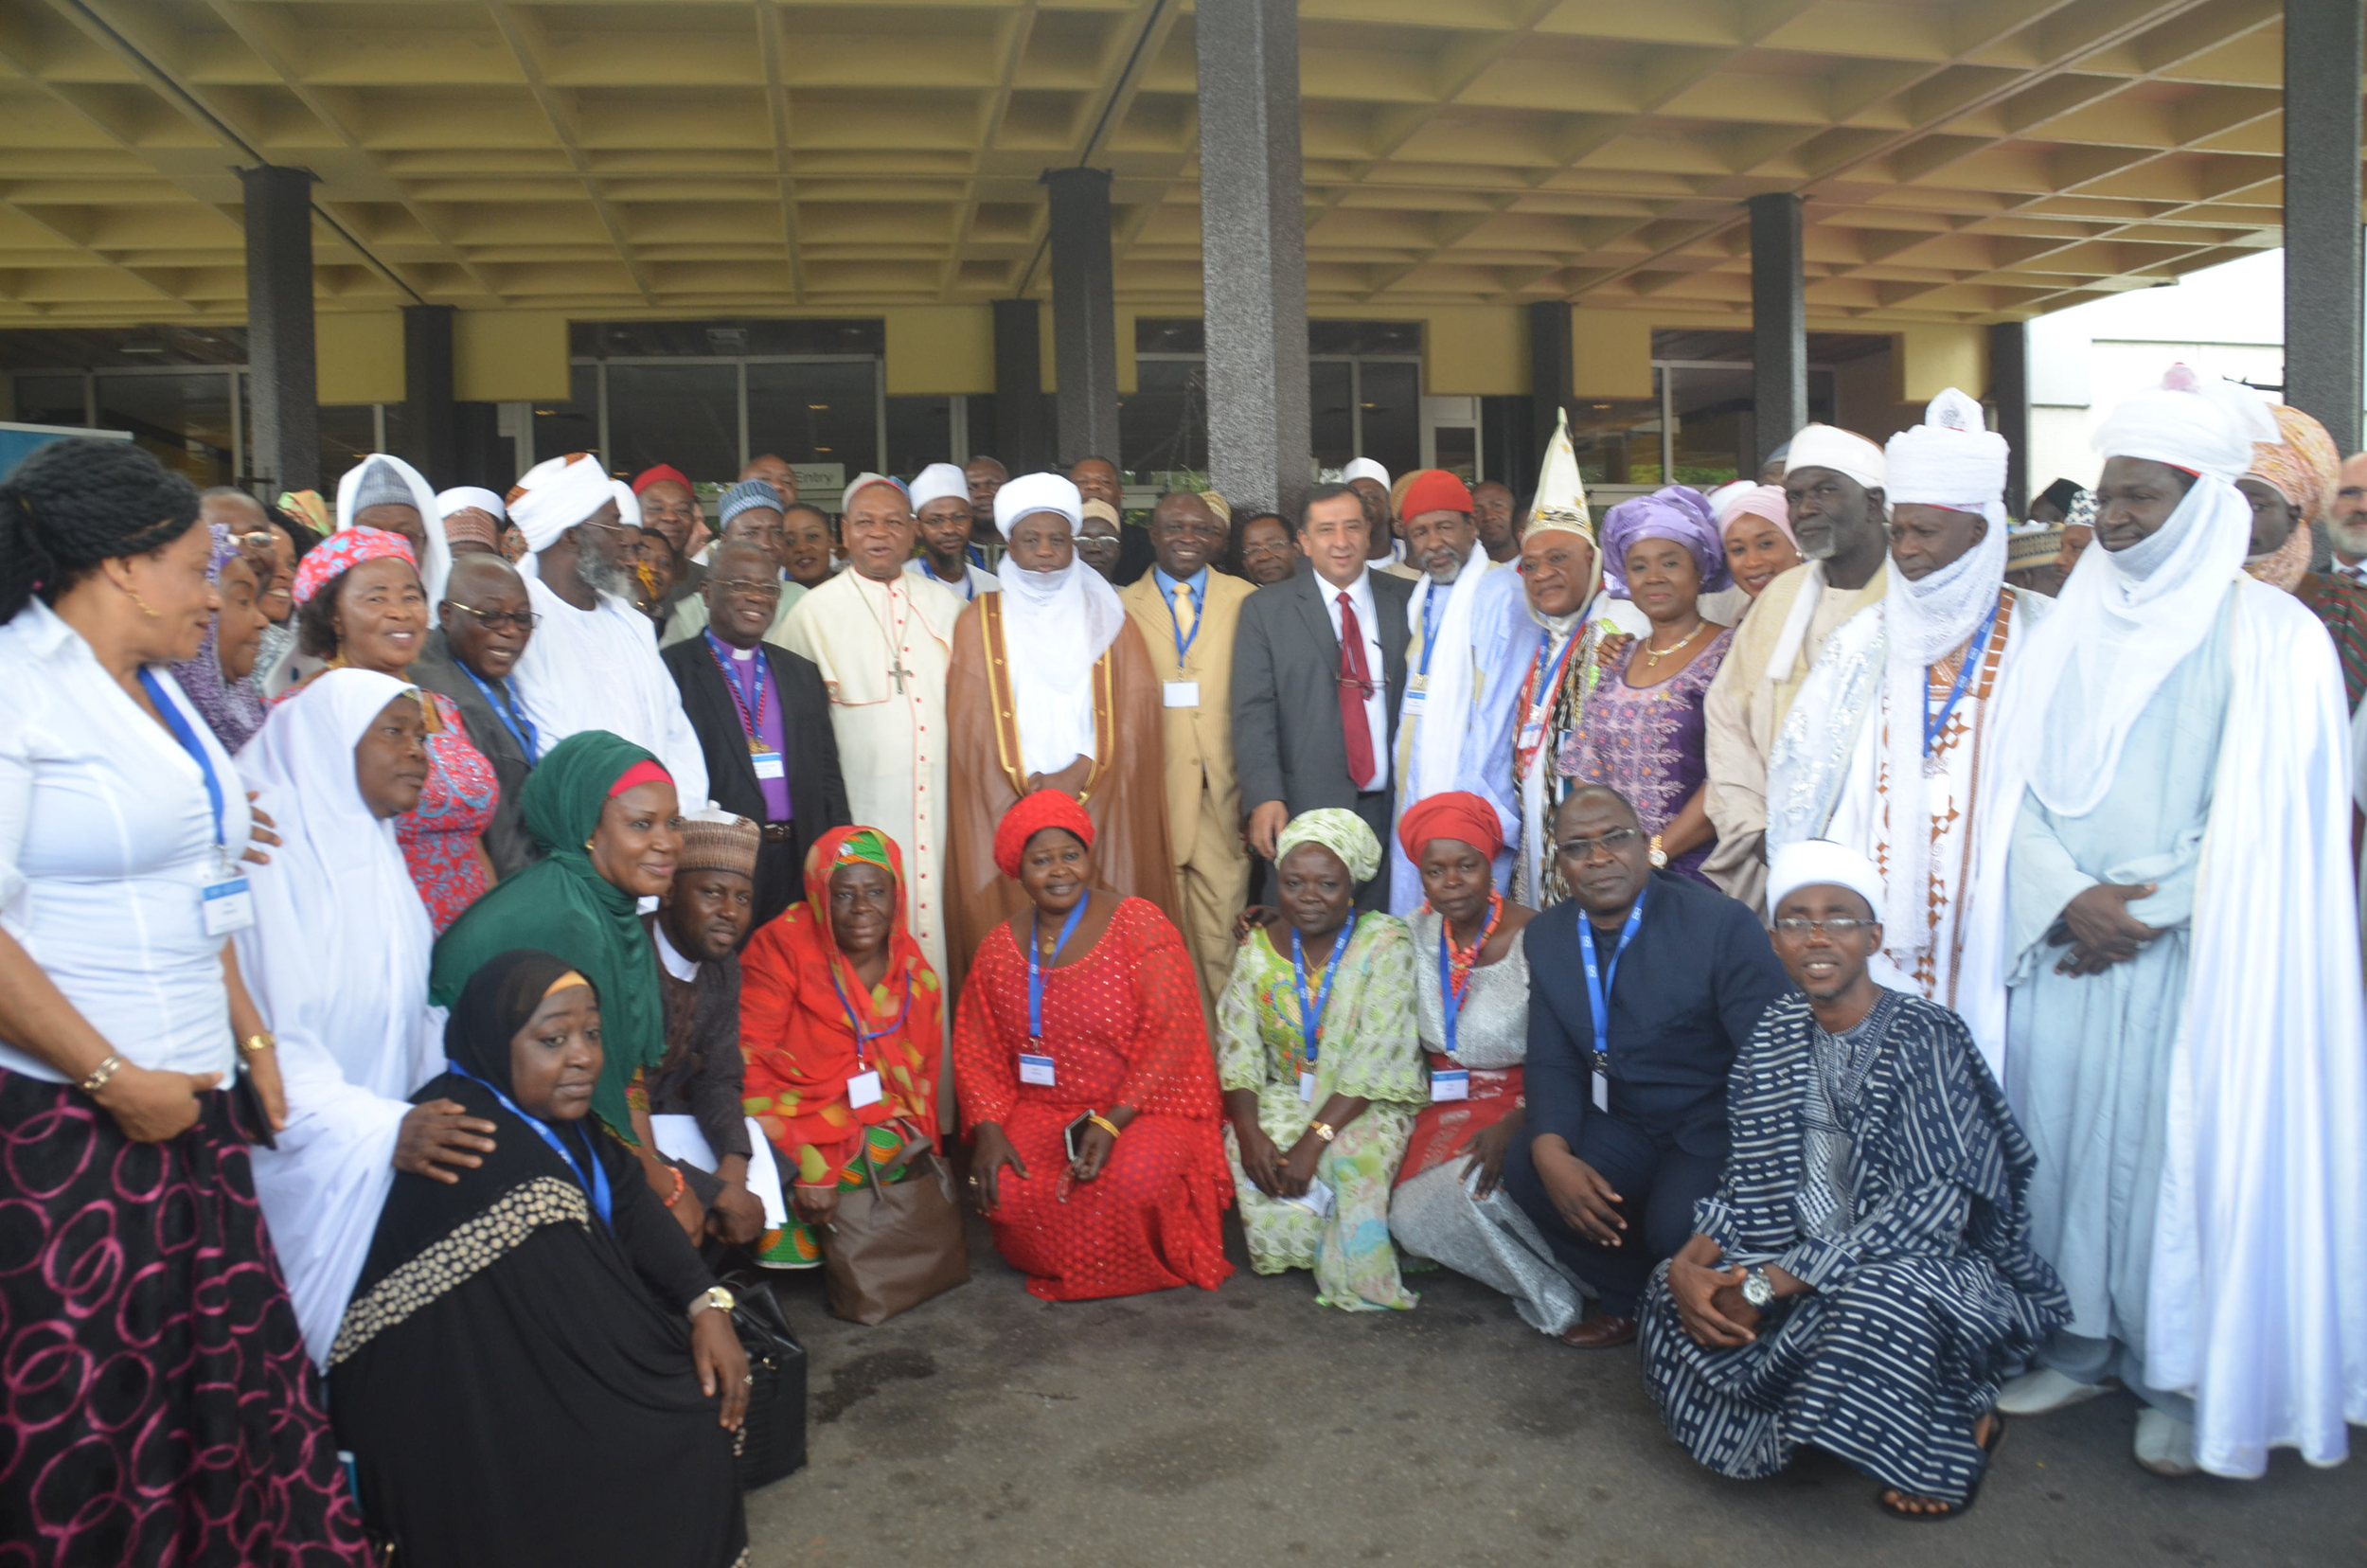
[776,472,964,975]
[234,669,442,1366]
[505,453,709,808]
[1768,390,2046,1061]
[1984,368,2367,1478]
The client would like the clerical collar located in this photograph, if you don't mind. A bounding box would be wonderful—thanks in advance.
[651,920,701,983]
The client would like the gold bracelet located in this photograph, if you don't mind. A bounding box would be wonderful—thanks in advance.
[239,1031,276,1057]
[80,1053,126,1096]
[1308,1120,1337,1143]
[1087,1114,1122,1140]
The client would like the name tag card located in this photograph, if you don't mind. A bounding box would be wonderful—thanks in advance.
[1163,680,1200,708]
[1019,1052,1058,1086]
[846,1069,883,1109]
[751,749,785,780]
[1592,1069,1610,1113]
[1298,1070,1317,1103]
[202,877,255,936]
[1431,1067,1469,1102]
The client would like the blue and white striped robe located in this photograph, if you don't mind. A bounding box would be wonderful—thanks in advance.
[1640,989,2068,1504]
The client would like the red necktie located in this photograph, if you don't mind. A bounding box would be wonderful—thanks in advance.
[1335,590,1376,787]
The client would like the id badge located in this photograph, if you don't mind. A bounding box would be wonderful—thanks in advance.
[1591,1069,1610,1113]
[1516,719,1544,752]
[846,1069,883,1109]
[751,748,786,781]
[1162,680,1200,708]
[1431,1067,1469,1102]
[1019,1052,1058,1086]
[1401,687,1425,711]
[202,877,255,936]
[1298,1070,1316,1103]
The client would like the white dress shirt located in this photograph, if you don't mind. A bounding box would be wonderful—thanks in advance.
[0,600,253,1079]
[2333,555,2367,587]
[1320,567,1391,793]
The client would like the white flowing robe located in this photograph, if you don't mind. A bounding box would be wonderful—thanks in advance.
[778,568,963,976]
[510,574,710,808]
[1389,554,1522,912]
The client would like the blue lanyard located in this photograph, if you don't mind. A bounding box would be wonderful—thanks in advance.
[828,961,913,1070]
[1290,915,1357,1065]
[1163,574,1202,668]
[1580,889,1646,1076]
[459,663,539,764]
[1026,900,1087,1042]
[1417,590,1441,676]
[1529,628,1579,720]
[138,668,229,863]
[927,559,975,600]
[1923,593,2002,757]
[452,1066,613,1224]
[705,632,770,744]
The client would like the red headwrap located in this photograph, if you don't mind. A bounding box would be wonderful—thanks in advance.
[993,790,1095,881]
[606,758,673,798]
[1400,469,1474,520]
[290,526,416,608]
[632,464,691,494]
[1397,790,1503,865]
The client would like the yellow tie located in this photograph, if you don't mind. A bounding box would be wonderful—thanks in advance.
[1172,581,1197,650]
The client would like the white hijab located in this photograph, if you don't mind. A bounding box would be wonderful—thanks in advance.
[337,454,451,622]
[234,668,441,1363]
[993,473,1128,775]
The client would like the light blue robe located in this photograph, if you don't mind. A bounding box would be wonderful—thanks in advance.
[2002,598,2231,1414]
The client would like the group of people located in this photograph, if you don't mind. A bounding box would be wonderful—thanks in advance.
[4,359,2366,1565]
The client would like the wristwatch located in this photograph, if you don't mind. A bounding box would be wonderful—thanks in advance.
[1740,1267,1776,1310]
[688,1284,737,1321]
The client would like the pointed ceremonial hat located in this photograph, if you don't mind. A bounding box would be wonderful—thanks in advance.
[1527,406,1593,539]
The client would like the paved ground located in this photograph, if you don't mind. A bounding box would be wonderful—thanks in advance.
[744,1215,2365,1568]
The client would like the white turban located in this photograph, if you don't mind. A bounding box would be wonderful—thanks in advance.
[2092,363,2279,483]
[611,480,640,531]
[1784,423,1886,492]
[1343,457,1390,487]
[507,454,617,553]
[1768,839,1885,920]
[436,486,506,524]
[909,462,970,512]
[993,472,1083,541]
[1884,388,2007,526]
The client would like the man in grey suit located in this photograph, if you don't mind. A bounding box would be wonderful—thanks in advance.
[410,552,540,880]
[1232,482,1413,910]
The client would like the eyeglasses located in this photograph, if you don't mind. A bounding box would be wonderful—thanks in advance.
[712,577,783,600]
[1241,539,1293,559]
[232,529,276,550]
[1556,827,1641,857]
[442,601,540,633]
[1771,917,1874,937]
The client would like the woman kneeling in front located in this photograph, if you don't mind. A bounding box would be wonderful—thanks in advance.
[953,791,1233,1301]
[329,950,748,1568]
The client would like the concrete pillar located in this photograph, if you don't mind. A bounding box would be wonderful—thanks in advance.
[401,303,456,481]
[1527,300,1574,476]
[1987,320,2031,517]
[1040,167,1121,469]
[1197,0,1312,518]
[2283,0,2365,453]
[1747,192,1806,466]
[991,297,1051,474]
[241,165,318,491]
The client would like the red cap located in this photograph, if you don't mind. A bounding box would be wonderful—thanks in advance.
[993,790,1095,881]
[1400,469,1473,519]
[632,464,691,494]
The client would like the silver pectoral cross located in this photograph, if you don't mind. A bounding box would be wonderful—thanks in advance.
[890,659,912,694]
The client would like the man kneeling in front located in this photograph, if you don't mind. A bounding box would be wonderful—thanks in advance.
[1639,841,2068,1521]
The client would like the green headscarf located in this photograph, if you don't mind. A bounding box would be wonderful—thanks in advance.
[430,730,670,1140]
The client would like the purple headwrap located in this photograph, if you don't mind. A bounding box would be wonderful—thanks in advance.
[1600,485,1730,597]
[168,524,269,753]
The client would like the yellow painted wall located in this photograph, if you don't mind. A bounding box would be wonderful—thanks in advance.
[1570,310,1654,400]
[315,312,403,405]
[1897,325,1986,403]
[1418,307,1525,396]
[456,312,572,402]
[881,306,993,395]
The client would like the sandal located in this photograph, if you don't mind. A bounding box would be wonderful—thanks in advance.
[1876,1415,2005,1522]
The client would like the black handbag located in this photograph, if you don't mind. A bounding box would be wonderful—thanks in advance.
[725,1277,808,1490]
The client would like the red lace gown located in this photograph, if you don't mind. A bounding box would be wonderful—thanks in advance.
[952,897,1234,1302]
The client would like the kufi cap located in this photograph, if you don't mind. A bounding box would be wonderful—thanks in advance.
[437,486,506,524]
[718,479,783,527]
[2006,523,2063,570]
[1767,839,1885,920]
[1199,490,1232,524]
[676,807,759,881]
[348,457,413,516]
[1784,423,1886,492]
[1342,457,1390,488]
[1079,498,1120,529]
[909,462,970,511]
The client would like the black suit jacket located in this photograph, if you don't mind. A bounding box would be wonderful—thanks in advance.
[661,636,849,918]
[408,630,538,881]
[1230,566,1413,817]
[1525,870,1790,1161]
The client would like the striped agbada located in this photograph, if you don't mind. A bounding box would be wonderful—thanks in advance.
[1640,989,2067,1506]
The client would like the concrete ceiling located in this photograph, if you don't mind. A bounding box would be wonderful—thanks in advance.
[0,0,2352,328]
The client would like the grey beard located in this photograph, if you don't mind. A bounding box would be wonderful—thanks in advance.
[2330,520,2367,559]
[578,543,637,600]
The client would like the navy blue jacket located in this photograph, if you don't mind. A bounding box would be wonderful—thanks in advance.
[1524,870,1789,1160]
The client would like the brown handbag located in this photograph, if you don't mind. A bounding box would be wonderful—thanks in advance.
[820,1145,970,1326]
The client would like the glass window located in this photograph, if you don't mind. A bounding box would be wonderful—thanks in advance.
[1358,361,1420,480]
[606,363,739,485]
[573,319,883,359]
[320,405,379,479]
[1133,318,1203,354]
[1309,320,1421,356]
[11,374,85,427]
[535,365,599,464]
[94,371,235,488]
[1569,385,1663,487]
[1119,359,1205,483]
[744,361,878,475]
[1665,365,1754,489]
[884,396,952,479]
[965,393,999,467]
[1308,361,1354,472]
